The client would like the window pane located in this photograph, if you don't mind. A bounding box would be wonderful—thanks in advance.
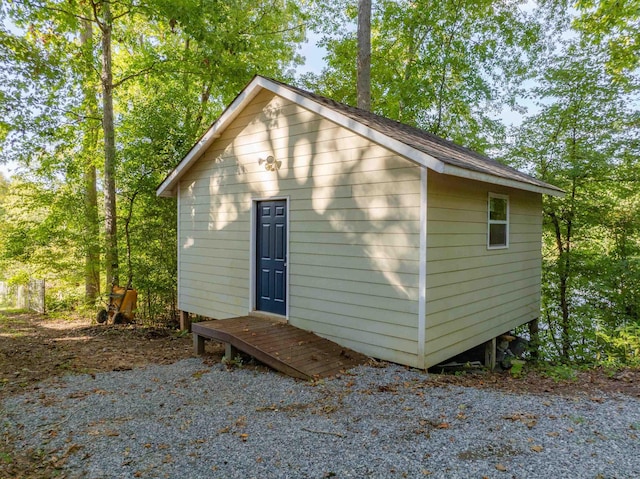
[489,223,507,246]
[490,197,507,221]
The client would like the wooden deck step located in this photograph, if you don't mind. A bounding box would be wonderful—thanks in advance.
[192,316,369,380]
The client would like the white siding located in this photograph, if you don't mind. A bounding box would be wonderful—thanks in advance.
[178,90,422,366]
[424,172,543,367]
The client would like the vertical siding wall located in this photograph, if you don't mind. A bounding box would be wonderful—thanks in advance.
[179,90,422,367]
[424,172,543,367]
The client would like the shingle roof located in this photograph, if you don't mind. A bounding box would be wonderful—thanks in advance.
[157,75,563,197]
[266,77,561,194]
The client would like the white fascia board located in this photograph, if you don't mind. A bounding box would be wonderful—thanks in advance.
[441,164,565,197]
[263,79,446,174]
[156,78,266,197]
[157,75,563,199]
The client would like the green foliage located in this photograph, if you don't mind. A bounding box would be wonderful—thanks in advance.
[6,271,29,287]
[538,363,579,382]
[596,323,640,367]
[574,0,640,75]
[222,354,244,369]
[303,0,551,150]
[509,360,526,378]
[0,0,305,321]
[0,0,639,370]
[507,30,640,365]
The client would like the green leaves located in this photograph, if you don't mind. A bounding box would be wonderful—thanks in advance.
[0,0,305,315]
[507,31,640,363]
[304,0,546,151]
[574,0,640,76]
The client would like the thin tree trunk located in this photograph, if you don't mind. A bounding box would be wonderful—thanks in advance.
[100,0,119,286]
[193,80,212,136]
[124,191,139,287]
[357,0,371,111]
[550,210,571,362]
[80,17,101,303]
[560,174,577,361]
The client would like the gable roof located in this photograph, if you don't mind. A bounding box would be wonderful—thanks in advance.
[157,75,564,197]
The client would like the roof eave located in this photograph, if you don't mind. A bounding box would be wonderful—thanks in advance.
[263,80,447,174]
[156,75,563,198]
[441,164,565,197]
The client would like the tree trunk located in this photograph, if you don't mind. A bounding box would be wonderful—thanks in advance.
[80,17,101,303]
[550,210,571,362]
[100,0,119,286]
[356,0,371,111]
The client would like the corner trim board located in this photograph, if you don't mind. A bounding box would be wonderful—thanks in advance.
[417,167,427,369]
[176,181,181,311]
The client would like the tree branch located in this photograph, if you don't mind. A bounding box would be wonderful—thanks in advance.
[112,61,159,89]
[39,5,94,23]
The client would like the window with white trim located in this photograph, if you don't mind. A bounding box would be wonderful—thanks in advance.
[488,193,509,249]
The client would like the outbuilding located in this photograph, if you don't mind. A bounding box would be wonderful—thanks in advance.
[157,76,563,369]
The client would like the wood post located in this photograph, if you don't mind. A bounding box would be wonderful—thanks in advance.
[484,337,496,370]
[180,310,192,332]
[193,333,205,355]
[225,342,238,360]
[528,318,540,360]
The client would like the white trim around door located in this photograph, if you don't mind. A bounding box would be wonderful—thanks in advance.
[249,196,290,320]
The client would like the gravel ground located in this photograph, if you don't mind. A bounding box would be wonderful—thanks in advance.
[2,359,640,479]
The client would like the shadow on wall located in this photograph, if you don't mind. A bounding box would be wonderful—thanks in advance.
[179,91,423,362]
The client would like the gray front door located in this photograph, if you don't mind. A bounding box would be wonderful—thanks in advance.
[256,200,287,315]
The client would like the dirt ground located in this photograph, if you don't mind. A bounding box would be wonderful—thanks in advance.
[1,310,639,477]
[1,311,183,400]
[0,309,225,478]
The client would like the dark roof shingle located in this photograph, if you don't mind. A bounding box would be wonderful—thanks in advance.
[267,78,560,193]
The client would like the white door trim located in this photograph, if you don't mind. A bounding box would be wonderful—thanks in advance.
[249,196,290,319]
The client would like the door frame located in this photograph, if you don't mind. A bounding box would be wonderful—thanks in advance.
[249,196,290,319]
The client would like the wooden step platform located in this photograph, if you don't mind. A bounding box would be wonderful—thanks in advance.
[192,316,369,380]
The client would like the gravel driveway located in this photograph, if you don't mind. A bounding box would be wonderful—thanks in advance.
[2,358,640,478]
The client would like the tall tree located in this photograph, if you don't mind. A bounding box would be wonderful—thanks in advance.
[80,16,101,302]
[356,0,371,110]
[508,39,639,362]
[574,0,640,75]
[0,0,306,316]
[95,0,118,286]
[303,0,547,151]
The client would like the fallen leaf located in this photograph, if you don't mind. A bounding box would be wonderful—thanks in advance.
[437,422,450,429]
[240,433,249,441]
[496,463,507,472]
[530,445,543,453]
[547,431,560,437]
